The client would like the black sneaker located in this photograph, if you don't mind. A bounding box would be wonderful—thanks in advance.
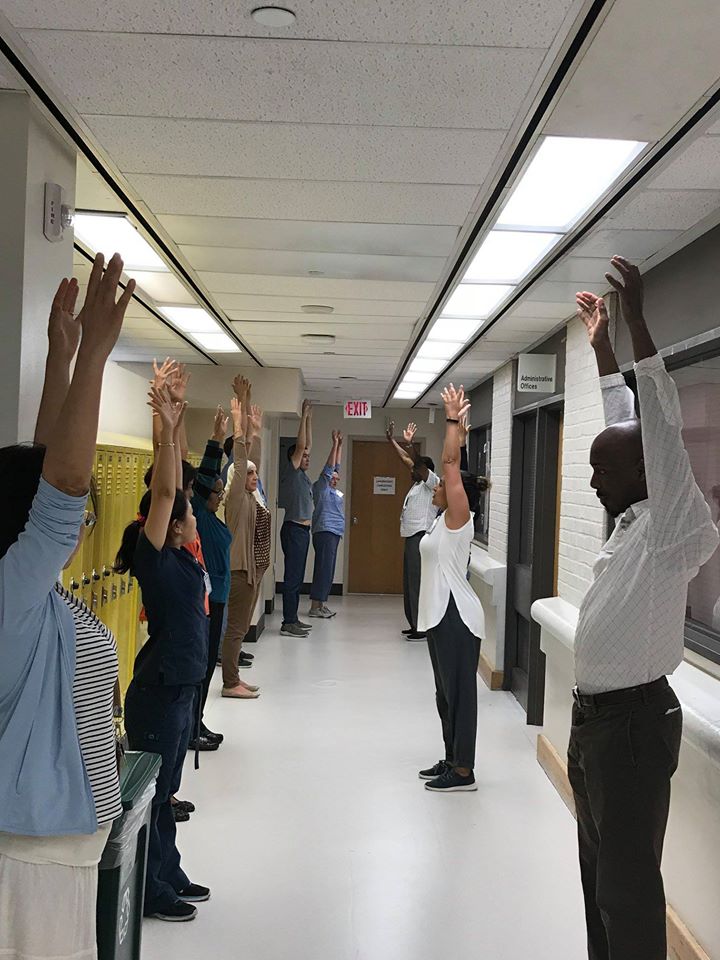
[238,650,254,661]
[177,883,211,903]
[173,798,196,813]
[418,760,450,781]
[200,725,223,745]
[238,656,253,669]
[402,628,413,636]
[425,768,477,792]
[148,900,197,922]
[405,631,427,641]
[280,623,309,637]
[172,806,190,823]
[187,735,220,753]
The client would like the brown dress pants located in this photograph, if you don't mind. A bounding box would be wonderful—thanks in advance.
[221,567,267,688]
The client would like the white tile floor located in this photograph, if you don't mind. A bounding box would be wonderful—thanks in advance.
[143,595,588,960]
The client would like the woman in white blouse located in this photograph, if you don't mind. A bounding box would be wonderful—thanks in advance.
[417,384,488,793]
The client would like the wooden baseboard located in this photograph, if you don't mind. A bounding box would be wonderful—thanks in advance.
[477,650,504,691]
[536,735,710,960]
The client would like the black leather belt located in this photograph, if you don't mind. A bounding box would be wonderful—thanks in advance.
[572,676,668,709]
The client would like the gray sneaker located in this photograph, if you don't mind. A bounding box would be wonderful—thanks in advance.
[321,605,337,618]
[294,619,313,630]
[280,623,309,637]
[308,608,332,619]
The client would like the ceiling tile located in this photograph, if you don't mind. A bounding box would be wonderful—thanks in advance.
[199,273,436,300]
[23,32,546,129]
[5,0,574,46]
[126,174,478,224]
[527,280,586,304]
[571,228,684,259]
[85,116,508,185]
[506,301,573,321]
[608,189,720,231]
[650,136,720,191]
[543,257,615,283]
[229,311,419,325]
[233,322,412,341]
[222,296,423,316]
[180,245,445,282]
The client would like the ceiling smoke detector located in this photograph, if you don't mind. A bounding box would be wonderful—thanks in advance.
[302,333,335,346]
[251,6,296,27]
[301,304,334,314]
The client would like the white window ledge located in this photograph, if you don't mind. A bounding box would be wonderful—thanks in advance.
[469,544,506,607]
[531,596,720,770]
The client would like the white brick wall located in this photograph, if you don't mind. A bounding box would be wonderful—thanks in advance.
[556,318,608,607]
[488,362,513,563]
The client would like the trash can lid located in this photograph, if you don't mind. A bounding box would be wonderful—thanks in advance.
[119,751,162,810]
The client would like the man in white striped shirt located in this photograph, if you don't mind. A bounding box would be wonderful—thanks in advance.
[571,257,719,960]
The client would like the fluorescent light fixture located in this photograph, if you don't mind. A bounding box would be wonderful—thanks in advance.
[394,389,419,400]
[464,230,563,283]
[401,372,435,386]
[160,306,218,333]
[426,316,481,343]
[74,213,168,272]
[497,137,646,232]
[409,357,446,375]
[441,284,514,319]
[417,340,459,361]
[193,331,241,353]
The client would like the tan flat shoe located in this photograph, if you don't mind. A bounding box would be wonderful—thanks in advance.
[239,679,260,693]
[222,684,260,699]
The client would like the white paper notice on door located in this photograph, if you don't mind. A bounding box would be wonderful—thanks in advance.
[373,476,396,495]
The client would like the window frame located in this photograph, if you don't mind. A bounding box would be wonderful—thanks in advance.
[470,423,491,546]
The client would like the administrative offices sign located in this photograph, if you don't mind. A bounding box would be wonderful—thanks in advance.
[517,354,557,394]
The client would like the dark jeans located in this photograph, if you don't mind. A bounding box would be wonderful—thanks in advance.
[310,531,341,603]
[567,679,682,960]
[194,600,225,737]
[402,532,424,631]
[124,681,195,913]
[281,520,310,624]
[426,595,481,769]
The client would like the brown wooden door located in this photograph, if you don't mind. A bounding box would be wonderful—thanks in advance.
[348,440,409,593]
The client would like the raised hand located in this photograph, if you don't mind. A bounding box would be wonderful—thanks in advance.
[48,277,81,362]
[232,375,250,399]
[248,403,263,435]
[459,410,471,445]
[302,398,312,417]
[386,420,395,442]
[212,405,229,443]
[441,383,470,422]
[403,422,417,444]
[148,385,184,436]
[152,357,179,391]
[168,362,191,403]
[337,431,343,446]
[576,291,610,347]
[605,255,644,327]
[76,253,135,360]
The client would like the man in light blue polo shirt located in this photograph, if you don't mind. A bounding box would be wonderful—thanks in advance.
[278,399,314,637]
[309,430,346,618]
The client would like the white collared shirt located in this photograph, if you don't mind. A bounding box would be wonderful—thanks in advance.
[400,471,440,538]
[575,354,719,694]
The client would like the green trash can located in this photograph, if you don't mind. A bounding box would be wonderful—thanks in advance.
[96,751,161,960]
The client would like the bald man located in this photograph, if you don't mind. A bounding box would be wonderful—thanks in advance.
[571,258,718,960]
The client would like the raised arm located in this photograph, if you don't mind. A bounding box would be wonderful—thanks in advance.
[441,384,471,530]
[34,278,81,446]
[290,399,311,470]
[150,358,179,451]
[459,411,470,472]
[386,420,414,471]
[606,256,718,562]
[335,431,343,471]
[248,403,264,473]
[144,387,185,551]
[194,406,227,507]
[400,423,429,482]
[167,363,191,460]
[577,289,636,425]
[227,397,249,514]
[43,254,135,496]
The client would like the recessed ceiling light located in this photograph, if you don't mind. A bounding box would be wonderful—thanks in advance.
[301,304,334,314]
[74,212,168,272]
[426,316,481,343]
[193,331,241,353]
[417,340,459,361]
[160,306,218,333]
[441,283,514,319]
[464,230,563,284]
[251,6,296,27]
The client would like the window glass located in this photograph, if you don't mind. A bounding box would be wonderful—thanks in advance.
[470,426,491,544]
[671,361,720,633]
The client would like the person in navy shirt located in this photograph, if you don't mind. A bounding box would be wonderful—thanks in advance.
[309,431,345,619]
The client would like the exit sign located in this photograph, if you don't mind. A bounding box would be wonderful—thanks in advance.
[344,399,372,419]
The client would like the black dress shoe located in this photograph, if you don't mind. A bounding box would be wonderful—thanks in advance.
[402,629,413,636]
[405,631,427,641]
[187,735,220,752]
[200,725,224,744]
[172,806,190,823]
[172,798,196,813]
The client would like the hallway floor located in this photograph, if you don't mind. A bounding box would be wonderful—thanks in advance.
[143,595,587,960]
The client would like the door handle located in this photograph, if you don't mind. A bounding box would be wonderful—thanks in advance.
[352,516,359,525]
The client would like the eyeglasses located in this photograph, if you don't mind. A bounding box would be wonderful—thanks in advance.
[83,510,97,531]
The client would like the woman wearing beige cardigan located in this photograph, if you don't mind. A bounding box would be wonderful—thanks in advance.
[221,392,272,699]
